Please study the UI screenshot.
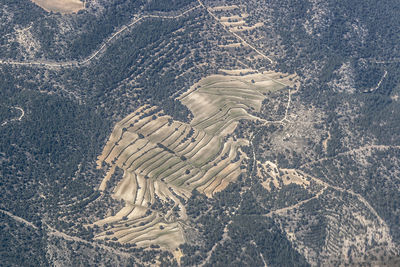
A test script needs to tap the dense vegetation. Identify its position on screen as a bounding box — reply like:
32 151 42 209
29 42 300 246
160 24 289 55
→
181 179 310 266
0 213 48 267
145 0 195 11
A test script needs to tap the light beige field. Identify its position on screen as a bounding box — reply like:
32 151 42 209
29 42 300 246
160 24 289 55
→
219 14 248 22
221 20 246 27
94 70 296 250
210 5 239 11
31 0 84 14
231 22 264 32
218 43 242 48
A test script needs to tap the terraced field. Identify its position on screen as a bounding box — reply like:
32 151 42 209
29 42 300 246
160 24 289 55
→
31 0 84 14
278 188 397 265
209 5 264 47
94 70 296 248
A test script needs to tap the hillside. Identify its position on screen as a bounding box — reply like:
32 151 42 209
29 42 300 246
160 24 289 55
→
1 0 399 266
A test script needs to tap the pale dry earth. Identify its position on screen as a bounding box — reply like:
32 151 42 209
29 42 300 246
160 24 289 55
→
31 0 84 14
93 70 296 249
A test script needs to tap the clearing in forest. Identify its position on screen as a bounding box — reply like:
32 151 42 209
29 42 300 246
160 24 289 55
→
31 0 84 14
93 70 297 249
210 5 240 11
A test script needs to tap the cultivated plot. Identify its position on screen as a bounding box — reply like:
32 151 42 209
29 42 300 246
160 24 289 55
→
94 70 296 249
31 0 84 14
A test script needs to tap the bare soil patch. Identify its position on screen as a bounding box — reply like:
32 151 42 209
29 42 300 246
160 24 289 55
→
31 0 84 14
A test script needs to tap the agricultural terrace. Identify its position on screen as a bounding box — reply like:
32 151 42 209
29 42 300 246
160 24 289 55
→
208 4 264 48
94 70 297 249
31 0 84 14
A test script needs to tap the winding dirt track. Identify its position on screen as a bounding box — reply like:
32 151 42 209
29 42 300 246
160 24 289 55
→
0 209 38 229
0 5 200 68
263 186 327 217
366 69 387 92
0 208 135 257
296 169 392 232
1 106 25 127
300 145 400 169
372 58 400 64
